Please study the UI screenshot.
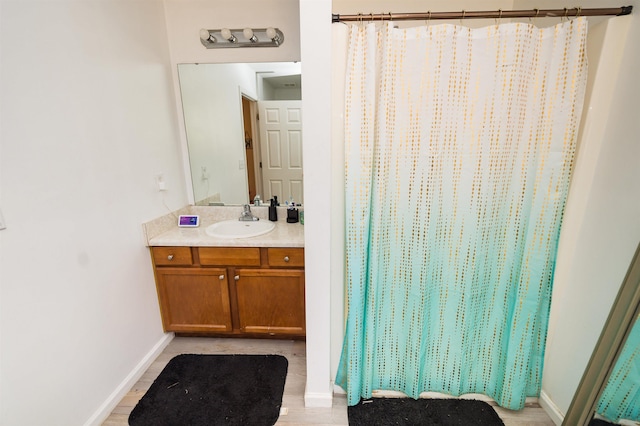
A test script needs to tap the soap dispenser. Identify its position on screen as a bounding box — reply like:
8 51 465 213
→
268 198 278 222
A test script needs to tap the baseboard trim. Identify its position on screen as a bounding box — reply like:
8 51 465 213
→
83 332 174 426
539 390 564 426
331 386 541 407
304 389 333 407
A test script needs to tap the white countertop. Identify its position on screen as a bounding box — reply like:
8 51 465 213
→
147 217 304 248
143 205 305 248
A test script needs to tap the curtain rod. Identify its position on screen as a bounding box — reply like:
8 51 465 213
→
331 6 633 23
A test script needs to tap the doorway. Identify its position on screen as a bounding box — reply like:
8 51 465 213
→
241 95 261 202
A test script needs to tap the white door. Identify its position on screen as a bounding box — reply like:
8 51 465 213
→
258 101 303 204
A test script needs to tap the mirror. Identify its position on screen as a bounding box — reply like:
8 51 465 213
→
178 62 303 206
564 242 640 425
590 313 640 425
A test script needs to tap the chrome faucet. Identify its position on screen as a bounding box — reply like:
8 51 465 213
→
239 204 259 221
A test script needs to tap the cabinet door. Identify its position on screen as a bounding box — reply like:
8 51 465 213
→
234 269 305 336
155 268 232 333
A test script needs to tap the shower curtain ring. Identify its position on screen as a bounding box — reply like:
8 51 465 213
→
426 10 431 26
576 7 582 18
530 8 540 23
461 10 466 25
495 9 503 26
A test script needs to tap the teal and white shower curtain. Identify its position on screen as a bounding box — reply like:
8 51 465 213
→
336 19 588 409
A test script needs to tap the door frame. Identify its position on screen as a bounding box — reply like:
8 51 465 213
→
239 89 262 202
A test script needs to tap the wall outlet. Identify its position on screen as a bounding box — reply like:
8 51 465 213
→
0 207 6 230
155 174 168 191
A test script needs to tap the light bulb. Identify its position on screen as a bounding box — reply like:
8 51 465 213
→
266 27 281 45
243 28 258 42
199 29 215 42
266 27 277 39
221 28 237 42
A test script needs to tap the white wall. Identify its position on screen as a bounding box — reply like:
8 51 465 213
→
300 0 334 407
0 1 186 424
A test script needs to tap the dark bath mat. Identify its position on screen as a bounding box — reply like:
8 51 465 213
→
348 397 505 425
129 354 288 426
589 419 619 426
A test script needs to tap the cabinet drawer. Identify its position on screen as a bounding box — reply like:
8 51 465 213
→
199 247 261 266
152 247 193 266
267 248 304 267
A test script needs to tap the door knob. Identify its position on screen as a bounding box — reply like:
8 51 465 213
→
219 275 225 280
284 256 290 262
234 275 240 281
167 254 174 261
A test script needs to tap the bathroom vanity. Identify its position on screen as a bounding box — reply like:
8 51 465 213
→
144 206 305 339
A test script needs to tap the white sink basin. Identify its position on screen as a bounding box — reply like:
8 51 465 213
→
205 219 275 239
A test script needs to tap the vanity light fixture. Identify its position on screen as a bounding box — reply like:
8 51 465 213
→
199 27 284 48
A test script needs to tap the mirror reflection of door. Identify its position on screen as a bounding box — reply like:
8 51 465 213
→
258 100 303 205
241 95 259 202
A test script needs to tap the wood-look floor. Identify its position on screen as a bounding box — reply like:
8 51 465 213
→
103 337 556 426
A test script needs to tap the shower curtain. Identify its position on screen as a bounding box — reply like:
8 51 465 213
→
336 19 588 409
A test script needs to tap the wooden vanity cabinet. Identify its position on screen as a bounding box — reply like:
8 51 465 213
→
150 246 305 339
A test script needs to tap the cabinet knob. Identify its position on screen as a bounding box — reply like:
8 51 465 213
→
234 275 240 281
284 256 290 262
167 254 174 261
219 275 225 280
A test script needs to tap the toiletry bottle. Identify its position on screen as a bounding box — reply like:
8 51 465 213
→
269 198 278 221
287 202 299 223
